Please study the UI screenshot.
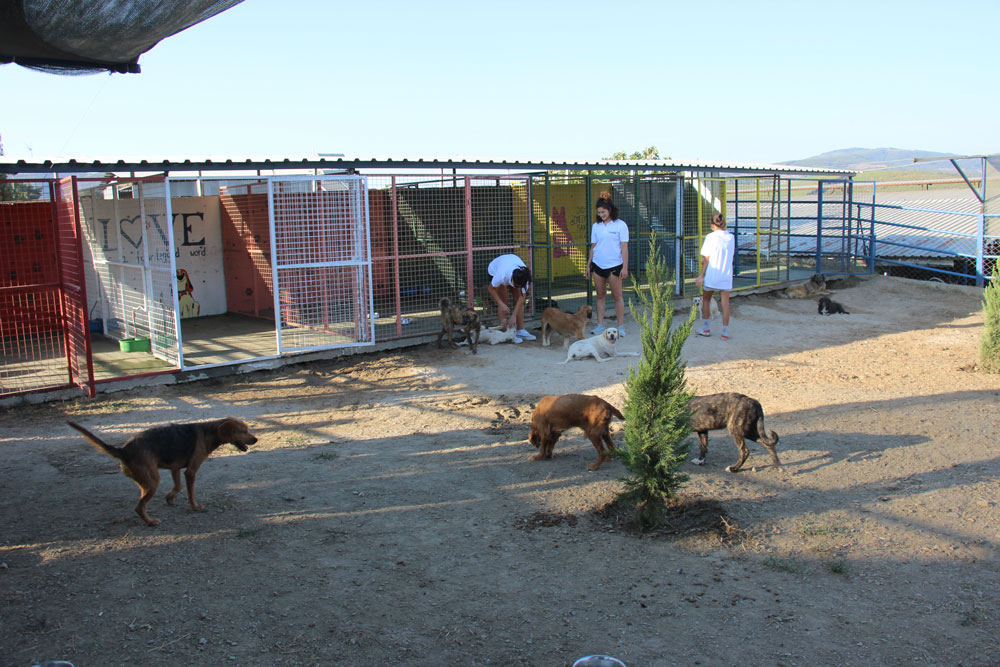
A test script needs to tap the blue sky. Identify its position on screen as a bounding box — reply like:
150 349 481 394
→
1 0 997 165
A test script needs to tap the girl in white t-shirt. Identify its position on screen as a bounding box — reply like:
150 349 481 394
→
695 213 735 339
584 191 630 336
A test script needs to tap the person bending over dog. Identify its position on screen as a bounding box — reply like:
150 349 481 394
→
695 213 735 340
486 254 535 341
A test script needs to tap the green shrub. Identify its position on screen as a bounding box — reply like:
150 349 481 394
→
980 263 1000 373
611 240 695 530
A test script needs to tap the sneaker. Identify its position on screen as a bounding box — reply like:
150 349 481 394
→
516 329 536 341
696 329 711 337
590 324 606 335
513 336 523 344
720 333 729 340
618 327 626 337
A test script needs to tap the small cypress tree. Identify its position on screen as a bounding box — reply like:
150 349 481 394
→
611 240 695 530
979 263 1000 373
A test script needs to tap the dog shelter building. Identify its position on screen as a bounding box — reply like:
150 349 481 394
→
0 155 856 398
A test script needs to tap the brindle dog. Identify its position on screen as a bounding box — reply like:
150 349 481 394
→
436 297 482 354
689 392 781 472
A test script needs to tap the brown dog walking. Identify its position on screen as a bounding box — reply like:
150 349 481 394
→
68 418 258 526
528 394 624 470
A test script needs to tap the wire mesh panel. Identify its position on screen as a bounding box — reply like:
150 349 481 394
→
0 180 77 395
271 176 374 353
54 177 96 396
77 177 179 365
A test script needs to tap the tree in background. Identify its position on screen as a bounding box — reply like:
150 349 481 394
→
610 239 695 530
605 146 664 161
979 263 1000 373
0 176 43 201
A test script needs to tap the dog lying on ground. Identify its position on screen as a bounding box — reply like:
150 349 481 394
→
437 297 482 353
688 392 781 473
541 304 592 347
458 325 522 345
528 394 625 470
67 418 258 526
560 327 639 364
818 296 849 315
692 295 720 320
779 273 829 299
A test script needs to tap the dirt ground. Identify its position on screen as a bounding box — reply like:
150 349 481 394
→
1 275 998 667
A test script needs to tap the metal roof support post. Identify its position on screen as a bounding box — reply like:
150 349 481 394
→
816 181 824 274
585 174 593 303
675 174 684 296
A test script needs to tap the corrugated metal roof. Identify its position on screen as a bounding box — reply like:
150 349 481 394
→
0 155 855 176
784 189 986 259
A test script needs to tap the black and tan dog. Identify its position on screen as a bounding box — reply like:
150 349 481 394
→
67 418 258 526
688 392 781 472
436 297 482 354
528 394 624 470
818 296 849 315
780 273 830 299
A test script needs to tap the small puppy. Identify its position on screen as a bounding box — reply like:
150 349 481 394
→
541 304 593 347
437 297 482 353
818 296 849 315
459 326 522 345
560 327 639 364
67 418 258 526
688 393 781 473
528 394 624 470
780 273 829 299
692 295 720 320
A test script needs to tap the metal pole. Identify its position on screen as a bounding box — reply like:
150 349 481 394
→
816 181 824 274
267 177 283 354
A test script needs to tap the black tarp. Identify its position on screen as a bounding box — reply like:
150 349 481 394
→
0 0 244 74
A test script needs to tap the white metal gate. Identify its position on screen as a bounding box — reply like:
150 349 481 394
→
80 177 179 366
269 175 374 353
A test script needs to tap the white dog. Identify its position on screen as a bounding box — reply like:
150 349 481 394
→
560 327 638 364
458 326 522 346
692 295 719 320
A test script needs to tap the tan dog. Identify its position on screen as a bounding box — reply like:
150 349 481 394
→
780 273 830 299
560 327 638 364
692 295 719 320
67 418 258 526
528 394 624 470
541 304 592 347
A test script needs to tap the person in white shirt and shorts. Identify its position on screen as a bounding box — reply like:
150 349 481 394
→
585 191 630 337
486 254 536 341
695 213 735 339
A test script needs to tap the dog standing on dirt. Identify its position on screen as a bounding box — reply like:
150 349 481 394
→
688 393 781 473
560 327 638 364
528 394 624 471
818 296 849 315
437 297 482 354
541 304 592 347
67 418 258 526
780 273 830 299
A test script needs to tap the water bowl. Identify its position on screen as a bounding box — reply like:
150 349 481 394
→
573 657 625 667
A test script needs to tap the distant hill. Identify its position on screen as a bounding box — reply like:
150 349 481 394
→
780 148 977 174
